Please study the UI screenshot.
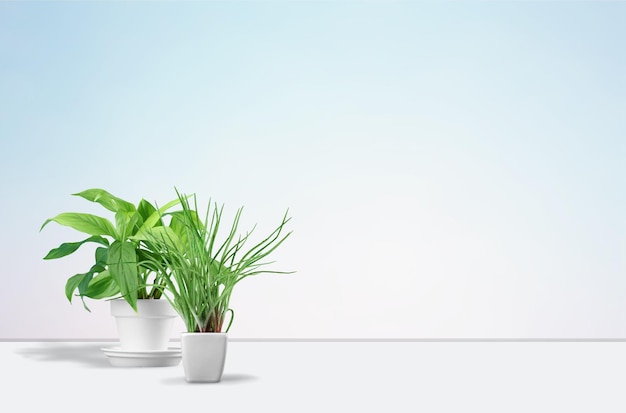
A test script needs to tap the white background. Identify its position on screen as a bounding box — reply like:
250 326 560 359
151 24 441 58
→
1 1 624 339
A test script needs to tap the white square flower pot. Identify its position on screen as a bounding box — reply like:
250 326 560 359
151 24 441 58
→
181 332 228 383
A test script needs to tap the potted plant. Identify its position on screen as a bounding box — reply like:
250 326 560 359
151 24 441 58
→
40 188 186 354
141 190 293 382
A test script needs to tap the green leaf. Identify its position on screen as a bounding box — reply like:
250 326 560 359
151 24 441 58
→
65 273 95 311
77 247 108 296
95 246 108 264
114 210 141 240
41 213 116 237
73 189 136 213
107 241 139 311
136 248 163 273
128 212 142 237
136 196 189 234
137 199 161 227
168 212 189 248
65 273 88 303
85 271 120 299
43 235 109 260
134 226 183 251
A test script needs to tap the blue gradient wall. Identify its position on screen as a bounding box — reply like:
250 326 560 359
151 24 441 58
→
1 1 624 339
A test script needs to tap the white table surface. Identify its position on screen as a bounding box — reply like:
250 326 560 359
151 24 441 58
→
1 340 625 412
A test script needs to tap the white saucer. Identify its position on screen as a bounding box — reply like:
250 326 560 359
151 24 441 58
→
101 346 182 367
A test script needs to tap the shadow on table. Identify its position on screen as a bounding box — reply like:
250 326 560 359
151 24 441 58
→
161 373 260 386
15 343 111 369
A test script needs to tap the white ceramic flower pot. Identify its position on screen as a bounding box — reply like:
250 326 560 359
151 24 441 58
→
110 299 177 351
181 332 228 383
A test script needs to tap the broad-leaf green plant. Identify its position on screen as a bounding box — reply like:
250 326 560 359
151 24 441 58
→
41 188 184 311
141 190 293 333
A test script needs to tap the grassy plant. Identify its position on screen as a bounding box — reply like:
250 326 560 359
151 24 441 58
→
141 190 293 333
